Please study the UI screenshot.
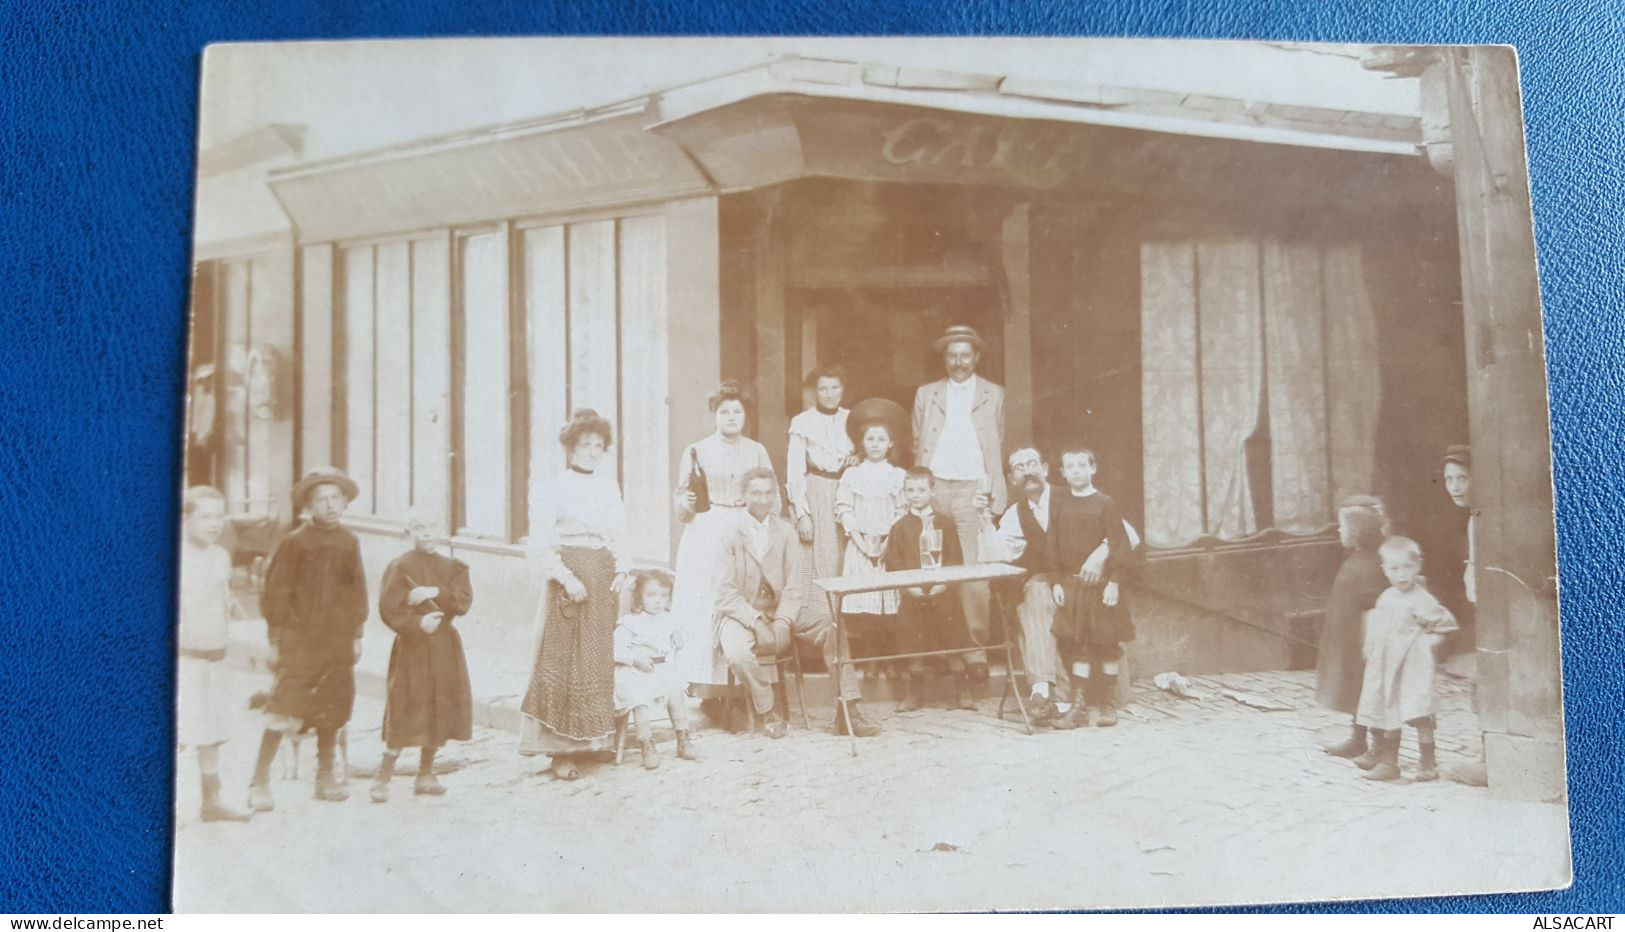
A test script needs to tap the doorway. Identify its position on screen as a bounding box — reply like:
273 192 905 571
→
792 285 1003 463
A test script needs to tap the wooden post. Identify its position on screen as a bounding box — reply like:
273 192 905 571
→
1429 47 1564 801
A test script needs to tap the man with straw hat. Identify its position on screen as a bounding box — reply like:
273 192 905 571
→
913 325 1006 686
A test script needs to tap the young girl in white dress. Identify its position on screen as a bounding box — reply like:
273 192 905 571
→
833 414 905 664
613 571 699 770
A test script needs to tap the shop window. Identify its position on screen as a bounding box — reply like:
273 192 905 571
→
1140 238 1379 549
457 230 511 540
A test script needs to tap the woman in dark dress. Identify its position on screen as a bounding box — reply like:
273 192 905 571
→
370 512 474 802
1315 496 1390 758
519 409 628 781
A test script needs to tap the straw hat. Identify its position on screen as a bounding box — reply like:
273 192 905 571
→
293 466 360 510
932 324 988 355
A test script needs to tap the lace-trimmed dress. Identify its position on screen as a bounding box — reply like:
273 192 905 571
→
833 460 905 616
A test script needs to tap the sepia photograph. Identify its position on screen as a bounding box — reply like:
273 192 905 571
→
173 36 1569 912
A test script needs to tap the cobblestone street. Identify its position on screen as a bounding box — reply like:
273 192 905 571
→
173 666 1569 912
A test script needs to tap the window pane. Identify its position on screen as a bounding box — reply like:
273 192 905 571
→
343 246 375 514
1196 239 1263 541
1262 241 1331 534
221 259 251 514
460 231 509 538
568 220 618 423
618 215 671 564
412 237 452 526
1139 242 1204 548
525 226 567 534
374 241 412 519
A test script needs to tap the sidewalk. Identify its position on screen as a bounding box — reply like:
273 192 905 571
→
175 655 1567 912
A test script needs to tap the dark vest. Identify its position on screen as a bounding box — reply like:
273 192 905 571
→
1010 490 1055 573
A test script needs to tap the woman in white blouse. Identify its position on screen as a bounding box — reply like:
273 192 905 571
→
670 380 773 697
519 409 629 781
786 366 858 634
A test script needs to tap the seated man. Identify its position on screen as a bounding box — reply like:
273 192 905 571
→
976 447 1072 725
715 467 880 739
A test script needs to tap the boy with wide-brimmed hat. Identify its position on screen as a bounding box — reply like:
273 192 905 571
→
247 467 370 809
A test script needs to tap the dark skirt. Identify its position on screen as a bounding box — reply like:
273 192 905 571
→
520 547 617 754
382 625 473 749
1051 577 1135 655
266 631 357 731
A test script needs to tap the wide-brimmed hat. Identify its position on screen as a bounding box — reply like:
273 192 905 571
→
846 397 909 453
1440 444 1471 470
932 324 988 355
293 466 360 510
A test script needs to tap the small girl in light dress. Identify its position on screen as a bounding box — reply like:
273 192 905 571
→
613 571 700 770
833 407 906 664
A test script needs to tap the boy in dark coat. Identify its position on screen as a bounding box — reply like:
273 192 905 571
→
1045 447 1133 729
370 512 474 802
884 467 975 712
1315 496 1390 758
248 467 369 809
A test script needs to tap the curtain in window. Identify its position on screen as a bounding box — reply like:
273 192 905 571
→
1196 240 1263 541
1263 242 1331 534
1322 244 1381 505
1140 242 1205 548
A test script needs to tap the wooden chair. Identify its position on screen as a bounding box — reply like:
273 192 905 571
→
725 648 810 735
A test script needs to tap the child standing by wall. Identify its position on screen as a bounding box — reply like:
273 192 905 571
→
1353 536 1460 782
884 467 975 712
248 467 370 809
177 486 251 823
613 571 699 769
1046 447 1134 730
370 512 474 803
833 401 907 674
1315 496 1391 759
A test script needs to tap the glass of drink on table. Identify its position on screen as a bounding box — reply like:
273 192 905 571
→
920 528 943 570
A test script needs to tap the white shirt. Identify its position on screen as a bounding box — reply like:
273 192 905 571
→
745 512 773 561
528 468 630 579
983 484 1051 563
928 376 985 481
786 407 852 515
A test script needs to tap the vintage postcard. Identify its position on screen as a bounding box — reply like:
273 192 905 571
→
173 36 1569 911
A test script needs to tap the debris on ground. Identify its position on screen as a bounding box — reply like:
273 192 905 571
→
1152 672 1210 700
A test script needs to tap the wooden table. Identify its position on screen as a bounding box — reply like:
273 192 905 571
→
815 562 1034 756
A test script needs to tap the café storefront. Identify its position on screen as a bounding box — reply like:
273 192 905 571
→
256 55 1559 797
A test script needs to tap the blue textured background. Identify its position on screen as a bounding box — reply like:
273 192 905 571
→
1 0 1620 914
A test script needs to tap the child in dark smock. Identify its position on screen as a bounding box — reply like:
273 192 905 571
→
884 467 976 713
1045 447 1133 729
370 512 474 803
1315 496 1390 759
249 467 370 809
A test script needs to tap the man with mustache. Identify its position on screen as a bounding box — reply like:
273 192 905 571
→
975 446 1073 725
912 325 1007 688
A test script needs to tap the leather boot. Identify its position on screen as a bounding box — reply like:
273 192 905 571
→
952 671 977 711
1094 673 1119 726
313 729 349 802
675 730 699 761
639 738 661 770
1415 741 1440 782
1324 723 1368 759
1363 731 1402 782
834 701 881 737
370 751 398 803
897 674 925 713
200 774 251 823
1352 730 1387 771
247 729 281 812
1051 704 1087 730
